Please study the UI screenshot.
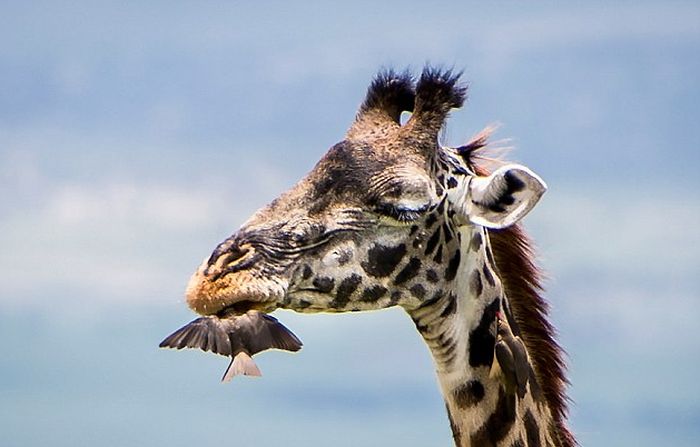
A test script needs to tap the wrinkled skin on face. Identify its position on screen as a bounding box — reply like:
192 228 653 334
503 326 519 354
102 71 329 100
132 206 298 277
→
185 69 545 318
186 139 438 315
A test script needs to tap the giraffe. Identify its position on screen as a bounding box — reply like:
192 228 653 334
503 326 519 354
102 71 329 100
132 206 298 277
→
185 67 576 447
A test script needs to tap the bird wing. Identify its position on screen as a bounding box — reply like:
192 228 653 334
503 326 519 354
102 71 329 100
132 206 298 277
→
509 335 531 398
235 311 303 355
159 316 232 356
495 319 530 399
495 341 517 382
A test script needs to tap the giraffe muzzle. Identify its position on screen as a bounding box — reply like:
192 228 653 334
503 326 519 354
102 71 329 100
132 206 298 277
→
185 237 287 316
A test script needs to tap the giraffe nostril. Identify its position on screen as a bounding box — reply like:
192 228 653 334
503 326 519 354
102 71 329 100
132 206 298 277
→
204 238 258 280
206 245 259 282
220 246 251 267
206 237 248 267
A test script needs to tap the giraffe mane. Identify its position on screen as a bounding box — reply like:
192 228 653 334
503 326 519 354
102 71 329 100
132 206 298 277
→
465 137 576 447
489 226 576 447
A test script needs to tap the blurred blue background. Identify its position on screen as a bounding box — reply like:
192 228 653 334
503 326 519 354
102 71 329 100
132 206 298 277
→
1 1 698 446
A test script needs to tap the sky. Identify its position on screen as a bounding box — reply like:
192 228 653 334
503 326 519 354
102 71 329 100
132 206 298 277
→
1 1 699 446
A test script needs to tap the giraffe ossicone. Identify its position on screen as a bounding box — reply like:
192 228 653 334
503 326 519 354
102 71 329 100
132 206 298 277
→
177 67 575 447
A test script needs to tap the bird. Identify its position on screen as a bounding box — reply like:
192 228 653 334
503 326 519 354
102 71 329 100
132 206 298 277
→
159 310 303 381
493 310 530 398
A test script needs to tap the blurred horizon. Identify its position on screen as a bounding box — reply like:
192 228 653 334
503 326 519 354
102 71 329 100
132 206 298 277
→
1 1 699 446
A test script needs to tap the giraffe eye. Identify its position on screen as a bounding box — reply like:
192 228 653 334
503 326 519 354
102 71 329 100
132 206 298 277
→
375 203 429 223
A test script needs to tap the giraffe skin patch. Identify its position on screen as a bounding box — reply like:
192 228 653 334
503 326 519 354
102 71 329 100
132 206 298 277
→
412 236 423 249
445 249 461 281
424 227 441 255
360 285 388 302
483 262 496 286
297 300 312 309
361 243 406 277
469 270 483 296
453 380 485 408
468 299 499 367
435 183 444 197
301 264 313 280
525 409 541 447
443 222 453 243
331 274 361 308
470 232 482 251
389 291 402 306
409 283 426 299
471 387 516 446
433 245 443 264
426 268 439 283
312 276 335 293
393 257 422 285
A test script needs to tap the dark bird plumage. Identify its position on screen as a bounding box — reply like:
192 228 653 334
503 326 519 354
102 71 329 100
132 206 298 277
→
494 312 531 398
159 311 302 381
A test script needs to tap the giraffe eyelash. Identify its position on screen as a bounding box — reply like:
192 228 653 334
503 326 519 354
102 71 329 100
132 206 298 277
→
375 203 428 223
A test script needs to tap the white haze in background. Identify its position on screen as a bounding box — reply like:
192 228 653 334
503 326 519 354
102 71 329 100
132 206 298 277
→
0 2 698 447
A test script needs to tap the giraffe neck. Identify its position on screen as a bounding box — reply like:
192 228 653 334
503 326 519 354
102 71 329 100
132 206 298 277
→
410 226 555 446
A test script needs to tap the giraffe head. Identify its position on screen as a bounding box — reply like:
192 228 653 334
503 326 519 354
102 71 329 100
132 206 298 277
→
186 68 546 317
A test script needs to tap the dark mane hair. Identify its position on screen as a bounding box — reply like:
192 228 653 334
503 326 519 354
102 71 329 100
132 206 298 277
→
490 226 576 447
465 135 576 447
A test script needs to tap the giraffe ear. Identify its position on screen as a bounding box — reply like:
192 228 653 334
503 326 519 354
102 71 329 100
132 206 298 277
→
466 165 547 229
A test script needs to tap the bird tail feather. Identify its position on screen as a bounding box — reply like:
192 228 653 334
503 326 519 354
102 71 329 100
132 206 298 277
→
221 352 261 382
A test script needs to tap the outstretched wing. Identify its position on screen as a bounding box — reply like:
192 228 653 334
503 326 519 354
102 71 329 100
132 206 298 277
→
239 312 303 355
159 316 232 356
